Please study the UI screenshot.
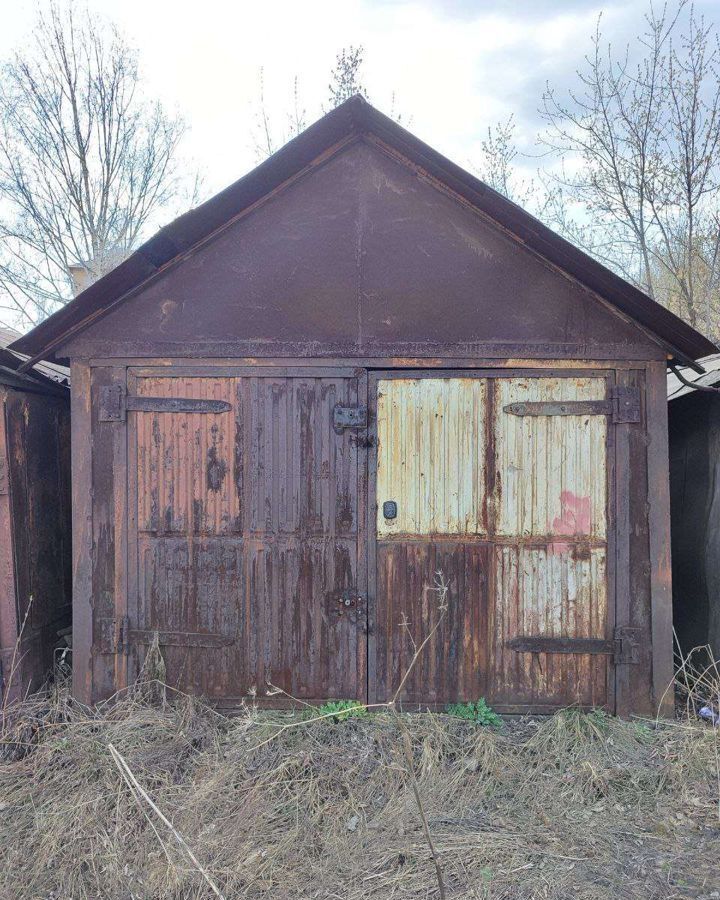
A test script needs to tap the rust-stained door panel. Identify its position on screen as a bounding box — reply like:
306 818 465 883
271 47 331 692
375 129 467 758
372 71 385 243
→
491 376 610 708
373 373 612 710
128 371 366 704
495 377 607 539
373 376 491 704
376 378 487 536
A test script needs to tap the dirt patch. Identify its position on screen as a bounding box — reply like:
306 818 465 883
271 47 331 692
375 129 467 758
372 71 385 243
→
0 690 718 899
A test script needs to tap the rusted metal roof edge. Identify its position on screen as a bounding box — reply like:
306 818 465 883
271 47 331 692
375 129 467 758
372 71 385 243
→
9 94 715 369
0 349 69 396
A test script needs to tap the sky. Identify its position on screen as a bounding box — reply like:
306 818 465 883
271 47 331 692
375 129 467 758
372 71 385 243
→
4 0 717 201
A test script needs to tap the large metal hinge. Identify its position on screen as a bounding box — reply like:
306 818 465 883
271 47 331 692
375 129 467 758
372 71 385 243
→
507 626 641 664
99 384 231 422
504 386 640 424
97 615 130 655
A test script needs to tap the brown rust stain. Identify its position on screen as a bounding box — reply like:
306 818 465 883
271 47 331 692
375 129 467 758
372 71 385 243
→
206 445 227 492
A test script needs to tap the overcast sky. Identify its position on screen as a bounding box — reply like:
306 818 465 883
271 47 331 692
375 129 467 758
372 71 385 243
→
2 0 718 199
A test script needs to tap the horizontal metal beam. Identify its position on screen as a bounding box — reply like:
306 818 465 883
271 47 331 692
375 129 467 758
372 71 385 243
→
507 627 641 664
507 636 615 655
126 397 232 414
504 387 640 423
129 630 235 649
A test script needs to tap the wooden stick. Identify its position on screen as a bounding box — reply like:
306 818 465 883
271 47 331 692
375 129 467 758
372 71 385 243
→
108 743 226 899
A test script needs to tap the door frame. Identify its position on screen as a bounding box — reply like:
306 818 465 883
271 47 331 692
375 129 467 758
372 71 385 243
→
367 367 618 712
124 364 370 704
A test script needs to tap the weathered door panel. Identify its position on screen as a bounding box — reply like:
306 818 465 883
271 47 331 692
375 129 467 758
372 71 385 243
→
376 378 487 536
127 370 365 703
373 376 490 704
375 542 489 704
372 372 612 710
135 376 239 536
495 377 607 539
490 545 608 707
491 375 611 709
241 375 364 700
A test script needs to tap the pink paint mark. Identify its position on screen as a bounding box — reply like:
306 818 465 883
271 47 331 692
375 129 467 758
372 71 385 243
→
552 491 591 536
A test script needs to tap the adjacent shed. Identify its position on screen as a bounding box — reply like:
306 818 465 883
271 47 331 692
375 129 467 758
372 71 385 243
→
12 96 716 715
668 357 720 661
0 328 71 702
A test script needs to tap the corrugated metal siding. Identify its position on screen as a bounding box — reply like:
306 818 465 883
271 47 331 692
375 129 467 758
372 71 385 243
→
130 373 364 702
495 377 607 538
375 373 610 709
376 378 487 535
136 377 239 535
490 545 608 707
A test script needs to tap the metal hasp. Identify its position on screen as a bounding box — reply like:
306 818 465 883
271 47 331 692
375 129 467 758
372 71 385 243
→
333 404 368 430
99 384 232 422
504 386 640 424
507 627 642 664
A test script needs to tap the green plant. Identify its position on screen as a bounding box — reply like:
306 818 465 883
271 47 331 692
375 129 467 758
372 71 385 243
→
585 708 610 731
317 700 368 722
445 698 502 727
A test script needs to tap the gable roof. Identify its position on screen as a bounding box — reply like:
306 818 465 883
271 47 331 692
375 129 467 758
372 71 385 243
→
10 95 716 369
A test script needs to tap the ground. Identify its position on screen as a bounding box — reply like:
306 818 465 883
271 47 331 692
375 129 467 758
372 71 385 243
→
0 688 718 900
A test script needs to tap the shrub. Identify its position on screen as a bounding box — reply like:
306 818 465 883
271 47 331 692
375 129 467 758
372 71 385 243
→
445 698 502 726
317 699 368 722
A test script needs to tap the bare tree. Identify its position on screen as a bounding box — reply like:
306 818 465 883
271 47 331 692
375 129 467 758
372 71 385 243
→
476 115 544 212
540 1 720 337
251 69 307 161
250 44 409 161
327 46 367 108
0 2 190 328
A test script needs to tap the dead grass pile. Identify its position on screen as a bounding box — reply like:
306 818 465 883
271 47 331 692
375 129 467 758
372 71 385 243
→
0 687 718 900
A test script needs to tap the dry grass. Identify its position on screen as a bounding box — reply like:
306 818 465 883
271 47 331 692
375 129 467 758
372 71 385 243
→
0 681 719 900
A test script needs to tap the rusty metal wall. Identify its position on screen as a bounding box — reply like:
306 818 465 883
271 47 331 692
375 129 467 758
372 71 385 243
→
373 373 611 709
59 142 665 364
126 371 364 703
0 387 71 702
376 378 487 536
495 377 607 539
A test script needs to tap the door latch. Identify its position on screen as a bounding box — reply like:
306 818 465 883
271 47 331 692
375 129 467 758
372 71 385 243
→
382 500 398 520
333 405 368 431
332 589 361 615
338 589 356 608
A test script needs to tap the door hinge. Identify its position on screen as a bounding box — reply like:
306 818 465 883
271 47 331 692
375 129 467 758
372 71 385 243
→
99 385 231 422
503 387 640 424
97 615 130 655
610 386 641 424
507 626 641 664
612 626 642 664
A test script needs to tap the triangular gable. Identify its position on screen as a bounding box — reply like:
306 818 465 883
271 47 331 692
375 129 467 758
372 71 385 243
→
55 139 667 362
10 96 715 368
